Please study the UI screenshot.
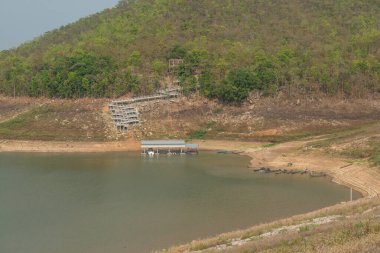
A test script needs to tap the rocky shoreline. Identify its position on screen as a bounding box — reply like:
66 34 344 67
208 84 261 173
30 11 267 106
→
250 166 327 177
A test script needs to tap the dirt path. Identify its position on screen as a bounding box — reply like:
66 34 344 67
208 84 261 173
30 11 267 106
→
0 96 48 123
0 104 41 124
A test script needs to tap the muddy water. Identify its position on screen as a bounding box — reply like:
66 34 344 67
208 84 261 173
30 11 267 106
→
0 152 360 253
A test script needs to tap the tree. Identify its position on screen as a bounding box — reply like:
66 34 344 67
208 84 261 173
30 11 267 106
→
217 80 249 103
166 45 187 60
227 68 259 90
252 52 278 91
199 71 216 98
126 51 142 67
151 60 167 75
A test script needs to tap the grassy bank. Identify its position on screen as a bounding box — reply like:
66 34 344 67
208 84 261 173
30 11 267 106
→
160 198 380 253
305 121 380 167
0 100 109 141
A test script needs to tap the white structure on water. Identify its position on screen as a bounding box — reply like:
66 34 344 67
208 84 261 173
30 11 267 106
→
141 140 199 155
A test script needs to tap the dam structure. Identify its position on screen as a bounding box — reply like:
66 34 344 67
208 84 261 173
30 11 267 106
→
109 87 181 131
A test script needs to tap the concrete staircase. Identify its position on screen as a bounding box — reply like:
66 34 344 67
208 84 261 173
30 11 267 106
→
109 104 140 131
108 87 181 131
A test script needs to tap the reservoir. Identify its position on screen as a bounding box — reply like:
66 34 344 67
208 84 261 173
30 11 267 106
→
0 152 360 253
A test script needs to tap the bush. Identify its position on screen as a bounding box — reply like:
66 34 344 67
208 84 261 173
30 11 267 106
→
181 75 198 95
189 129 207 139
252 54 278 91
227 68 259 90
166 45 187 60
199 71 216 98
217 79 249 103
213 65 279 103
370 154 380 166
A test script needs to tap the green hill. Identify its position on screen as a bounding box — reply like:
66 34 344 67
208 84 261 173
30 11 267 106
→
0 0 379 101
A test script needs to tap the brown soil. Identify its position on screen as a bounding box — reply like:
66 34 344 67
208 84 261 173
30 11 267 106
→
1 95 379 142
0 96 46 123
0 139 139 153
134 95 380 140
0 98 112 141
246 140 380 197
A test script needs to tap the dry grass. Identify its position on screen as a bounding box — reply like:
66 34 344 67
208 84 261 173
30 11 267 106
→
159 198 380 253
306 121 380 167
0 96 45 123
259 218 380 253
138 96 380 141
0 98 110 141
1 96 380 144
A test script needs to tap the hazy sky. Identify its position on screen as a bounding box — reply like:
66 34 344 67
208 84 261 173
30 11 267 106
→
0 0 119 51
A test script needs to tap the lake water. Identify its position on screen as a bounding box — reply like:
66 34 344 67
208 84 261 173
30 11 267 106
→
0 152 360 253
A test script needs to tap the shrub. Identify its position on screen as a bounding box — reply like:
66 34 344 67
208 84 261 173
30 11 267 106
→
227 68 259 90
166 45 187 60
189 129 207 139
216 79 249 103
199 71 216 98
370 153 380 166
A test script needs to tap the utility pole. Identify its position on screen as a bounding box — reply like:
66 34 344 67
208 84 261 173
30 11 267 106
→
350 187 353 202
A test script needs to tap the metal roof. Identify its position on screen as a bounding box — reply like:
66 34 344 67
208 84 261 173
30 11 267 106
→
186 144 199 149
141 140 186 146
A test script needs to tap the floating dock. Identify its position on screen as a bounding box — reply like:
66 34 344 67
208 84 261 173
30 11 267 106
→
141 140 199 155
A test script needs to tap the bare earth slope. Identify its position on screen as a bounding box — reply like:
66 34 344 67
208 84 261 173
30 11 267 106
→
0 96 45 123
0 98 111 141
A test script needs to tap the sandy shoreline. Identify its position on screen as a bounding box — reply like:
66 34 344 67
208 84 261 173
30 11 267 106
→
0 139 262 153
244 140 380 198
1 138 379 199
0 139 141 153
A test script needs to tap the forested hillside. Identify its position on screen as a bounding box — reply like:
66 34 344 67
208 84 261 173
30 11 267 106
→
0 0 379 102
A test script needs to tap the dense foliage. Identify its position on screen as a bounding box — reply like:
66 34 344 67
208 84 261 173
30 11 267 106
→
0 0 380 101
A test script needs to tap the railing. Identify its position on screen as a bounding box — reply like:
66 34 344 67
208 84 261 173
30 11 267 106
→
111 92 178 105
109 87 181 131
